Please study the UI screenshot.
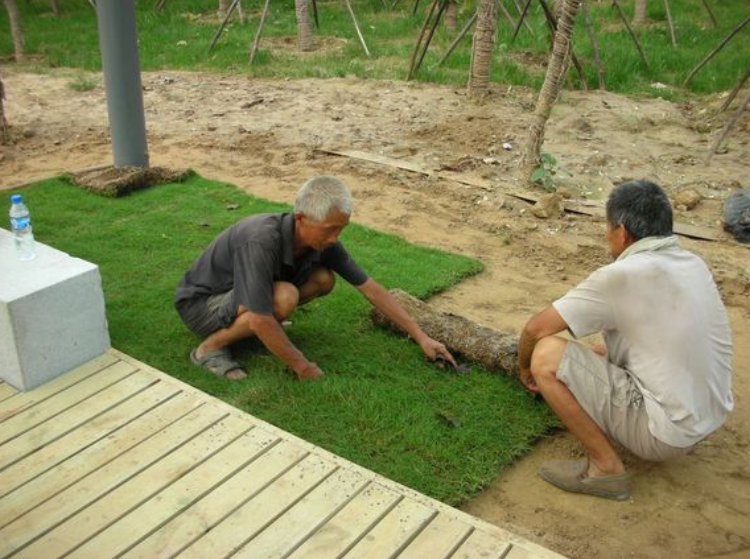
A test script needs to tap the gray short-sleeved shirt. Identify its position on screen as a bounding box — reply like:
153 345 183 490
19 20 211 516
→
175 213 368 316
552 242 733 447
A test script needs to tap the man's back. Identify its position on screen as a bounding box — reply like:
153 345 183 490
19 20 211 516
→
602 246 733 446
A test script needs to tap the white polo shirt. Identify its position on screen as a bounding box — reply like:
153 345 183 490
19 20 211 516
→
553 238 733 448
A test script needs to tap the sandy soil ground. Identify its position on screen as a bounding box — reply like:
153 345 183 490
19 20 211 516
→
1 68 749 558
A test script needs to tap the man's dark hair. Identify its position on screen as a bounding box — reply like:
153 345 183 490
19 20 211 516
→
606 180 673 241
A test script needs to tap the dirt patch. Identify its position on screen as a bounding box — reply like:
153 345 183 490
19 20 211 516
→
1 68 749 558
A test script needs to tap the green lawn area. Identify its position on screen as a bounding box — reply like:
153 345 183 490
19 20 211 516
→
11 174 556 506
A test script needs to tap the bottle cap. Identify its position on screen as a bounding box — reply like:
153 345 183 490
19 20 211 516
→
10 195 22 204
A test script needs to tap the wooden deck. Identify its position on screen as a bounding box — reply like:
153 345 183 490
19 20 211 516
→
0 349 563 559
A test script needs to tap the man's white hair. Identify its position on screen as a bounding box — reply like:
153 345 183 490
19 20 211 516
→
293 176 353 222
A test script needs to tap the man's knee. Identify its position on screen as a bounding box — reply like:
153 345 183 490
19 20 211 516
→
310 268 336 296
530 336 568 384
273 282 300 320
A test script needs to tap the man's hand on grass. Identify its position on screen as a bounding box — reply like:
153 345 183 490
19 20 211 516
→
420 337 458 369
294 361 324 381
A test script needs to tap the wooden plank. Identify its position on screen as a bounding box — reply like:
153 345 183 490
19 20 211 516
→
289 483 402 559
0 369 155 471
0 353 118 423
341 497 436 559
450 528 511 558
178 455 337 559
0 359 136 444
16 415 252 559
65 427 280 559
0 382 17 402
233 467 371 558
0 402 226 556
0 391 202 527
121 440 309 559
0 380 182 499
504 545 539 558
399 513 474 559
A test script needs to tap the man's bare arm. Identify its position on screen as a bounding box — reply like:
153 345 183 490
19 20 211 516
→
357 279 457 367
246 313 322 379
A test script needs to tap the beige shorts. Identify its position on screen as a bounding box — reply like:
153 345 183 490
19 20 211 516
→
557 341 693 462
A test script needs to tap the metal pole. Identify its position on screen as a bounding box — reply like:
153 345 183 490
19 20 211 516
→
96 0 149 167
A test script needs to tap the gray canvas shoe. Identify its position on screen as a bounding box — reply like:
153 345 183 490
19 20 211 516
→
538 459 631 501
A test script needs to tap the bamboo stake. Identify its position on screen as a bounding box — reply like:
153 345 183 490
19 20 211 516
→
208 0 240 53
510 0 534 34
662 0 676 48
611 0 649 67
539 0 588 91
707 87 750 163
248 0 271 64
344 0 371 57
721 60 750 112
236 0 246 25
701 0 717 28
412 0 421 15
498 0 518 32
312 0 319 29
511 0 533 43
436 11 477 67
407 0 439 79
684 13 750 87
415 0 449 73
581 0 604 90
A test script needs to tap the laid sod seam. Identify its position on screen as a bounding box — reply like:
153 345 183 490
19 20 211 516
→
10 174 555 505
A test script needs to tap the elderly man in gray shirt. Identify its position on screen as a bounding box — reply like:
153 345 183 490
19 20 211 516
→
518 180 733 500
176 175 456 381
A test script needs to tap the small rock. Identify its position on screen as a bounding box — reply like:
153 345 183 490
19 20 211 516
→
531 193 565 219
673 189 702 210
226 203 240 210
176 40 188 46
502 142 513 151
586 152 610 166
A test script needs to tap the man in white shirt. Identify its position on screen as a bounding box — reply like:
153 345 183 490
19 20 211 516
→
518 180 733 500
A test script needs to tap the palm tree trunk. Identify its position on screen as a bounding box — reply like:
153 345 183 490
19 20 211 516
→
0 68 9 144
218 0 229 18
444 0 457 31
633 0 647 25
523 0 579 172
467 0 499 97
295 0 313 51
3 0 24 62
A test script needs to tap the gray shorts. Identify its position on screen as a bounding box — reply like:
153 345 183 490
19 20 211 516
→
558 341 693 462
176 290 236 339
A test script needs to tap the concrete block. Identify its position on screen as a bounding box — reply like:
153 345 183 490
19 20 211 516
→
0 228 110 391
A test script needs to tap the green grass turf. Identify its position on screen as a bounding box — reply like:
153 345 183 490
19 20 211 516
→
7 174 556 505
1 0 748 97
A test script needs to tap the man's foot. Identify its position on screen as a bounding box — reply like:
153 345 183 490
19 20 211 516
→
190 347 247 380
538 459 631 501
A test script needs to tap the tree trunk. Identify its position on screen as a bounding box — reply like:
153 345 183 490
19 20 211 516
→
371 289 521 377
3 0 24 62
49 0 60 16
218 0 229 19
467 0 498 97
633 0 647 25
295 0 313 52
444 0 457 31
522 0 579 172
0 68 9 144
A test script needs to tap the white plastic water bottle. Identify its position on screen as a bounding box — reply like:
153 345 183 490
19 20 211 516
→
9 194 36 261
